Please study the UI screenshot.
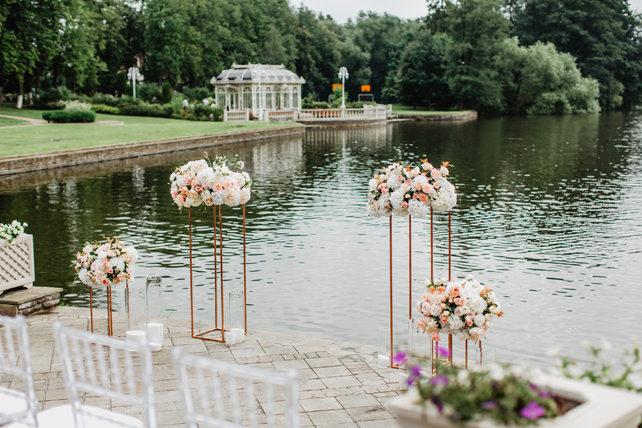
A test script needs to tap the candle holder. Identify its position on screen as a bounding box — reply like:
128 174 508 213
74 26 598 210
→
146 277 164 351
188 205 248 343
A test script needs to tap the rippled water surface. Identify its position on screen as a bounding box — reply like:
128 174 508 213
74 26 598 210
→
2 113 641 365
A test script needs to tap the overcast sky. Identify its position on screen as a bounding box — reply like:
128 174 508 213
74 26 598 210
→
296 0 642 24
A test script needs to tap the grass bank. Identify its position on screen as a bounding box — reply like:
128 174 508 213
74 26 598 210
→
0 116 29 127
391 105 469 115
0 106 284 157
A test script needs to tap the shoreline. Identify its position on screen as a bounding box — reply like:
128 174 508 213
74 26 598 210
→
0 124 305 176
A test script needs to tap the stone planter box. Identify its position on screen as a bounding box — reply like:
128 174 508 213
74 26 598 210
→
0 234 35 295
387 374 642 428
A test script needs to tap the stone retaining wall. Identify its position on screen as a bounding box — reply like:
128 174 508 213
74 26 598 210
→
0 287 62 316
0 124 305 176
397 111 478 121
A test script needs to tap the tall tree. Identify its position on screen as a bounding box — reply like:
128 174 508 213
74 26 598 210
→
512 0 642 110
443 0 511 112
388 31 452 110
0 0 61 106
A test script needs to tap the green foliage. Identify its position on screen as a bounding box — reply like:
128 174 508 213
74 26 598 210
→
63 101 92 113
91 104 120 114
119 104 174 118
387 31 452 110
443 0 511 113
42 110 71 123
496 39 600 114
512 0 642 110
558 342 642 414
162 82 173 104
330 87 347 107
138 83 162 103
69 110 96 123
116 72 129 97
401 354 560 426
189 103 222 120
183 87 209 101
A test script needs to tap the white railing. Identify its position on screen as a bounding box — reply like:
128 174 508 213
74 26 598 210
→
265 110 296 122
223 110 249 122
297 105 388 121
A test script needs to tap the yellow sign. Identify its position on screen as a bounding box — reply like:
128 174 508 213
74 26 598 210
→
332 84 342 91
361 85 371 92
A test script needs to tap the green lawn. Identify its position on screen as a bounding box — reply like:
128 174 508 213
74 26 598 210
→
0 107 288 157
391 104 470 115
0 116 29 127
0 106 44 120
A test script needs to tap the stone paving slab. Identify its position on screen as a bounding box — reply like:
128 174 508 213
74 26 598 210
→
1 306 402 427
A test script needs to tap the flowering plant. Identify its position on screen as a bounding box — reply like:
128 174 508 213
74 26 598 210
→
367 159 457 218
0 220 28 244
394 348 565 426
72 238 138 287
169 154 252 209
415 275 503 342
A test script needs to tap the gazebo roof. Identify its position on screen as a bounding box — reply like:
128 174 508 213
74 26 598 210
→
212 64 305 85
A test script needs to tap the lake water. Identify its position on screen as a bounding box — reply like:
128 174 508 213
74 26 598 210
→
1 113 641 366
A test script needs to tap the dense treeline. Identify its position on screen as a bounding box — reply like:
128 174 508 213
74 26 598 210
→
1 0 640 113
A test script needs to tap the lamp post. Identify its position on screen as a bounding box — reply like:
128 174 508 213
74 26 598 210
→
252 64 267 121
338 67 349 109
127 67 144 102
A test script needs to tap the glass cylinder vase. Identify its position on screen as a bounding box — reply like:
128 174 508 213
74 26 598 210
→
227 291 245 343
377 327 391 368
125 283 147 344
146 277 164 352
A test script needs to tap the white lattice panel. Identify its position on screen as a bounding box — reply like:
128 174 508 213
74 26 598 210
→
0 234 35 293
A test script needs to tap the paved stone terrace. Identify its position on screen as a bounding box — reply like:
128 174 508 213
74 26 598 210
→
1 306 402 427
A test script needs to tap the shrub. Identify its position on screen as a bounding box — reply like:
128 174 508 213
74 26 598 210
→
64 100 92 113
119 104 173 118
139 83 162 103
91 94 120 107
91 104 120 114
183 87 210 102
302 100 330 109
70 110 96 123
162 82 173 104
42 110 71 123
189 104 222 121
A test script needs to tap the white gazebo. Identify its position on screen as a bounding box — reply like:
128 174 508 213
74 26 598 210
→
211 64 305 116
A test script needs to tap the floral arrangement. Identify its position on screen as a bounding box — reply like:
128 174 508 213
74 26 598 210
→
394 348 565 426
72 238 138 287
169 154 252 209
367 159 457 218
0 220 28 244
415 275 503 342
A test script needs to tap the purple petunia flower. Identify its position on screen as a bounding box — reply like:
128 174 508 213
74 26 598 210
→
393 351 408 365
432 397 443 415
406 364 422 387
482 401 497 409
437 345 452 358
520 401 546 420
539 390 554 398
431 375 449 386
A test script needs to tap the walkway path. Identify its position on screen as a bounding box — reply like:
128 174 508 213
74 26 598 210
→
3 306 402 427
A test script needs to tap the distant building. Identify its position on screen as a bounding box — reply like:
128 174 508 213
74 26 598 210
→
211 64 305 115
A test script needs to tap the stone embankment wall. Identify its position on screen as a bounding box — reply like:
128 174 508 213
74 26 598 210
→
0 287 62 316
0 124 305 176
398 111 478 121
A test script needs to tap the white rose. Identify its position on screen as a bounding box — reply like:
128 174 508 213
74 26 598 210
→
474 314 485 327
239 188 251 205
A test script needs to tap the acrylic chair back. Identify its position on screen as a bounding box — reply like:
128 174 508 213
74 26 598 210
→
0 315 38 427
172 347 299 428
52 321 157 428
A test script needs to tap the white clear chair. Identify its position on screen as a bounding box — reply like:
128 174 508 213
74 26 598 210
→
172 347 300 428
8 321 157 428
0 315 38 427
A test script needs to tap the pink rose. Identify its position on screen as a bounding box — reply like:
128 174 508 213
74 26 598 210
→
450 285 460 297
402 201 408 208
431 169 441 179
440 165 449 176
454 298 462 306
171 188 178 198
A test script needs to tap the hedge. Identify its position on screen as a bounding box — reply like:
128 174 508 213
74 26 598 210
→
42 110 96 123
119 105 173 118
92 104 121 115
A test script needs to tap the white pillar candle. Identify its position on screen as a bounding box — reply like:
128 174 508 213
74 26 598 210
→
398 372 409 390
126 330 147 344
225 331 236 346
377 354 390 368
147 323 164 352
231 328 245 343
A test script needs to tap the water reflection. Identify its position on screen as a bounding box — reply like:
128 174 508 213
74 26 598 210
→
1 114 641 366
